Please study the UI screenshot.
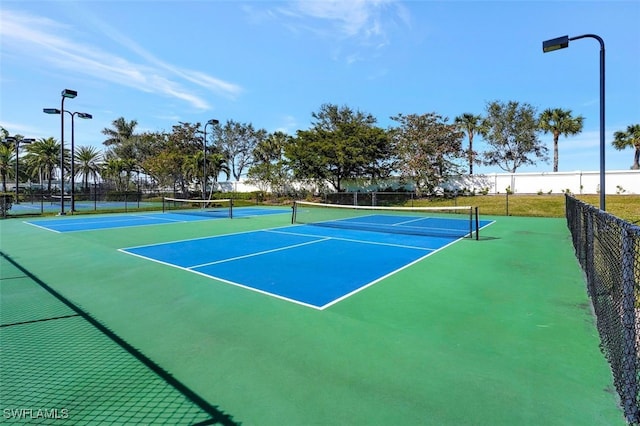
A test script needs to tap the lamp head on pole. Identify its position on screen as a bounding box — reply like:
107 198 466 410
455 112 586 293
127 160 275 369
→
43 108 62 114
77 113 93 119
207 119 219 125
61 89 78 99
542 35 569 53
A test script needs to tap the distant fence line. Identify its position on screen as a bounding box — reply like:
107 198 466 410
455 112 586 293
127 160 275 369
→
7 169 639 198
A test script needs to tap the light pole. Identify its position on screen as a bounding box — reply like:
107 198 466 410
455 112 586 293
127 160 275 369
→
43 89 77 215
543 34 606 211
8 137 35 204
44 105 91 213
69 111 92 212
202 118 219 199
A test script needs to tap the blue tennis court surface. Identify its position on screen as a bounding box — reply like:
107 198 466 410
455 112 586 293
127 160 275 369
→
24 207 290 233
120 215 494 309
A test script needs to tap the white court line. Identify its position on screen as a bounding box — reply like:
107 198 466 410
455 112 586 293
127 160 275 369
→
319 234 467 310
118 243 326 310
266 228 434 251
121 225 300 251
187 237 330 269
23 221 62 233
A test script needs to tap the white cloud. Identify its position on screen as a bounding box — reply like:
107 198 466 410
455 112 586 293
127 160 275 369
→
0 121 46 138
0 9 242 110
274 115 298 134
264 0 410 64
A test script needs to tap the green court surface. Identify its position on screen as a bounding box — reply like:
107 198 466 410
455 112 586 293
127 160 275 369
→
0 211 626 425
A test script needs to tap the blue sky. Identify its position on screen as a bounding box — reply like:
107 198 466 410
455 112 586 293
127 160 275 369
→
1 0 639 175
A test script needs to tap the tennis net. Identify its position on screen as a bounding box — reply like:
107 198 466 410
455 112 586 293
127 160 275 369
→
163 197 233 219
292 201 479 239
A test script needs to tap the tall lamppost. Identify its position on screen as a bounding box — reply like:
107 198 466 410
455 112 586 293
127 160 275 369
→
43 89 77 215
68 111 92 212
44 105 91 213
543 34 606 211
8 137 35 204
202 118 219 199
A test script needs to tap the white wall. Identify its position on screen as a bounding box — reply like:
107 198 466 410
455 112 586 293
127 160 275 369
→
449 170 640 195
214 169 640 195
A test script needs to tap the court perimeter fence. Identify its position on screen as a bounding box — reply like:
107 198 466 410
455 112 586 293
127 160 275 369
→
1 190 261 218
565 195 640 425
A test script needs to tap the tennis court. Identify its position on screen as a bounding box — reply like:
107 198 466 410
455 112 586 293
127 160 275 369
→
24 205 290 233
121 208 494 309
0 202 626 425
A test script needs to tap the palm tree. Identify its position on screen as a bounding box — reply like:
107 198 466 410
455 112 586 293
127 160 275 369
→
182 151 204 195
454 113 483 175
102 117 138 146
0 142 13 193
612 124 640 170
120 158 138 191
74 146 103 192
24 137 62 192
207 152 231 183
538 108 584 172
101 156 126 191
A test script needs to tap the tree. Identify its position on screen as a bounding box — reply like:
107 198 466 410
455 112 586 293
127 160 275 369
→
102 117 138 147
213 120 266 181
286 104 391 192
481 100 548 173
247 131 293 195
454 113 483 175
24 137 61 192
390 112 464 195
206 151 231 187
612 124 640 170
0 133 30 193
0 142 12 193
183 151 205 194
538 108 584 172
101 155 126 192
102 117 140 170
74 146 103 192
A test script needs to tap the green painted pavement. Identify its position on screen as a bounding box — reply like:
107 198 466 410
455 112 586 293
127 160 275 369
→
0 212 626 425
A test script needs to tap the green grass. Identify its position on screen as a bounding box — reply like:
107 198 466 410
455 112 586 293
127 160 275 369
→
407 194 640 224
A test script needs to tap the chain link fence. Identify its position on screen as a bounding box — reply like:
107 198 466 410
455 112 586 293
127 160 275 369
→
565 195 639 424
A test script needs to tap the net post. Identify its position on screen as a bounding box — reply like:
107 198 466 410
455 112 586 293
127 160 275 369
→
468 206 472 238
291 201 297 224
475 207 479 240
229 198 233 219
162 197 166 213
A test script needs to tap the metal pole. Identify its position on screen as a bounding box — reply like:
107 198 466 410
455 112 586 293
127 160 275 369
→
60 96 66 215
202 119 219 200
70 112 76 213
14 140 19 204
599 41 606 211
203 125 207 200
568 34 606 210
